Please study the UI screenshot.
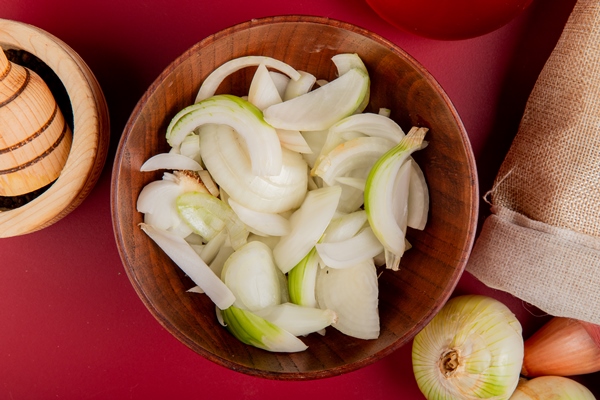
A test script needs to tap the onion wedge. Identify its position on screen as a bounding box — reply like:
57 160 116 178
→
228 198 291 237
140 223 235 310
166 94 282 176
221 306 307 352
195 56 301 102
140 153 203 172
287 247 320 308
253 303 337 337
316 227 383 269
273 185 341 274
263 67 370 131
316 258 379 339
365 127 427 270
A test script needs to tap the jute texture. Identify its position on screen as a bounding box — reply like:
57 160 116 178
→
467 0 600 324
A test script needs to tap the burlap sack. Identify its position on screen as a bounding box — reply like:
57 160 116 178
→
467 0 600 325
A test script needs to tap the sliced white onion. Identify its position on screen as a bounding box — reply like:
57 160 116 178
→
331 53 370 114
197 170 219 197
166 95 282 176
221 241 281 312
199 124 308 213
263 67 370 131
335 176 366 191
273 185 341 274
316 258 379 339
316 227 383 269
287 247 320 308
228 197 291 237
301 130 328 168
253 303 337 337
179 133 202 164
140 223 235 310
407 159 429 230
195 55 301 102
268 71 290 100
313 136 396 186
140 152 203 172
283 70 316 101
248 63 283 111
365 127 427 270
277 129 313 154
321 210 368 243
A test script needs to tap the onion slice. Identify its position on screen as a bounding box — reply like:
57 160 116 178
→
253 302 337 337
166 94 282 176
316 227 383 269
263 67 370 131
316 258 379 339
228 198 291 237
195 55 301 102
273 185 341 274
140 223 235 310
287 247 320 308
140 153 203 172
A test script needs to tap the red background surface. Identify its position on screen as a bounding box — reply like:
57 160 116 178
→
1 0 596 398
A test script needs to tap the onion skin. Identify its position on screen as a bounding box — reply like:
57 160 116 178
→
510 376 595 399
522 317 600 377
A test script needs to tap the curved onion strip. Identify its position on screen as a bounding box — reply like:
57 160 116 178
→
316 258 379 339
140 223 235 310
365 127 427 266
140 152 203 172
253 303 337 337
277 129 313 154
331 53 370 114
316 227 383 269
221 306 307 352
335 176 366 191
315 113 405 171
321 210 368 243
268 71 290 99
166 95 282 176
195 55 301 102
248 63 283 111
313 136 395 186
273 185 341 274
220 241 281 311
407 160 429 230
199 124 307 214
287 247 319 308
283 70 316 101
263 68 369 131
228 198 291 237
179 134 202 163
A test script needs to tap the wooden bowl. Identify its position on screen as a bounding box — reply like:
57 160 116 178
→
111 16 478 380
0 19 110 238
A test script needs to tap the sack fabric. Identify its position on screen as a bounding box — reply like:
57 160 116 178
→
467 0 600 325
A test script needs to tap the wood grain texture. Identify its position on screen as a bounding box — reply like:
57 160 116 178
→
111 16 478 380
0 19 110 237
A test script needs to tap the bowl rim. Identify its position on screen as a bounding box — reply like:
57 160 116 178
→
111 14 479 380
0 18 110 238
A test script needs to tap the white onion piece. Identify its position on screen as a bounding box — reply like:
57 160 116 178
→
313 136 395 186
253 303 337 337
199 230 227 264
166 95 282 176
199 124 307 214
140 152 203 172
277 129 313 154
273 185 342 274
137 179 187 235
331 53 370 114
378 107 391 117
247 233 280 250
263 68 369 131
407 160 429 230
365 127 427 270
335 176 366 191
268 71 290 99
195 55 301 102
316 258 379 339
228 198 291 237
221 241 281 312
140 223 235 310
301 130 328 168
287 247 319 308
322 210 368 243
197 170 219 197
248 63 283 111
208 244 234 278
179 134 202 164
283 70 316 101
316 227 383 269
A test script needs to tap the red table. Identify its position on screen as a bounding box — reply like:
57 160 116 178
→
2 0 596 398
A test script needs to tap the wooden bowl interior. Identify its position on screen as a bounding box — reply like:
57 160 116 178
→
112 16 478 380
0 19 110 237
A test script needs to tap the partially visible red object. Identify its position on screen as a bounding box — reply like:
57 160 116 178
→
366 0 534 40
